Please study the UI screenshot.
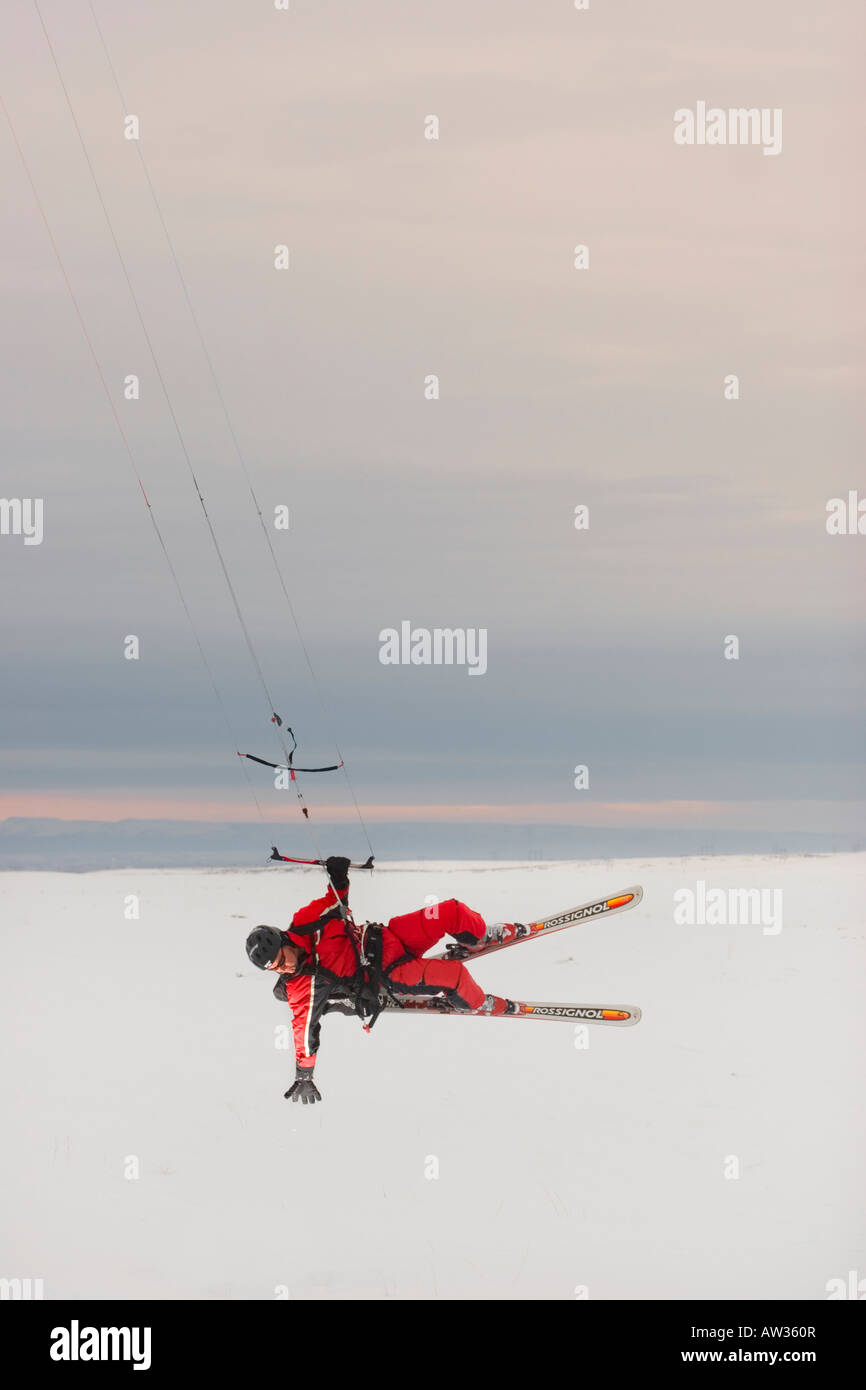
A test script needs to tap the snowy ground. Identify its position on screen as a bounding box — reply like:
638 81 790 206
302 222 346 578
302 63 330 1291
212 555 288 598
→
1 854 863 1300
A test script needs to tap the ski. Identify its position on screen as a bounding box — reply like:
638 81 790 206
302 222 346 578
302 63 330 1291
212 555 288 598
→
378 997 641 1026
433 885 643 962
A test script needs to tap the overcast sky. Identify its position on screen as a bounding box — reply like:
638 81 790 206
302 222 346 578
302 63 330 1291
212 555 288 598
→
1 0 863 858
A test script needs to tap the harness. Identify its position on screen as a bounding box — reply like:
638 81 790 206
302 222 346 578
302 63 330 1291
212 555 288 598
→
289 890 416 1031
309 920 414 1031
355 923 415 1030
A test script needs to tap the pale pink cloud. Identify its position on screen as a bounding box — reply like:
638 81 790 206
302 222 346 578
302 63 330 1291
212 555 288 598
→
1 792 862 833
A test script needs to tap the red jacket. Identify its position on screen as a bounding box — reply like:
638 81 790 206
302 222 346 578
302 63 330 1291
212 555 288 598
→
271 884 362 1067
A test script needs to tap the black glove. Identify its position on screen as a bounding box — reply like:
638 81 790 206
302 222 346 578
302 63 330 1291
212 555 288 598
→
284 1065 322 1105
325 855 351 891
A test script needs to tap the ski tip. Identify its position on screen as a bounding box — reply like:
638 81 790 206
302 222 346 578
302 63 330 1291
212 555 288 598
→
606 886 643 909
519 1003 643 1025
594 1005 641 1024
606 893 633 910
526 885 644 935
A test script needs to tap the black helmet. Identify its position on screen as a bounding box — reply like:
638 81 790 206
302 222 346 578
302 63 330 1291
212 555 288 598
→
246 925 284 970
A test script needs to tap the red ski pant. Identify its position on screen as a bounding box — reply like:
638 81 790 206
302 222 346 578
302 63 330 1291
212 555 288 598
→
383 899 488 1011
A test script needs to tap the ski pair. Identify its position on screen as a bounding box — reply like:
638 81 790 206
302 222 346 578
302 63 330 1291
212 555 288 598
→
393 884 644 1026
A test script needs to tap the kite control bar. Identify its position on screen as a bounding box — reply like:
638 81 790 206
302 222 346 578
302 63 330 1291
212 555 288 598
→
270 847 375 871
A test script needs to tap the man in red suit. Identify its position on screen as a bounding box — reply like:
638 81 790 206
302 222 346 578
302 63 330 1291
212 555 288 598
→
245 856 524 1104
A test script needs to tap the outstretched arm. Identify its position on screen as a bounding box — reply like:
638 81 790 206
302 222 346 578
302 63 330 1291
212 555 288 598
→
276 970 333 1104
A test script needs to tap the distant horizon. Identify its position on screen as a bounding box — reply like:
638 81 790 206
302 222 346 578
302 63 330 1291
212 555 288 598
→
1 814 861 872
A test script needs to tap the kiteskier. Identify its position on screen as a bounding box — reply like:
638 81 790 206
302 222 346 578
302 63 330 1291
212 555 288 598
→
246 857 643 1104
49 1321 151 1371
